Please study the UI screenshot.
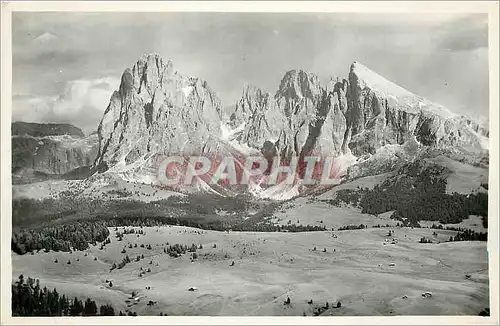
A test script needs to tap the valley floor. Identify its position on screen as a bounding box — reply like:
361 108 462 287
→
11 225 489 316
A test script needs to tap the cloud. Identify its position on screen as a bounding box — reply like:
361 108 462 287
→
13 77 119 134
436 14 488 51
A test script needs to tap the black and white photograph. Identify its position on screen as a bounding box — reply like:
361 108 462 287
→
1 1 498 323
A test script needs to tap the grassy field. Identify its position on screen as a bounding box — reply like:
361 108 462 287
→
272 197 398 230
12 225 488 316
426 155 488 195
419 215 488 233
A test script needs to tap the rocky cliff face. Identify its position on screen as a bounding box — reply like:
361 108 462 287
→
96 53 223 169
230 61 489 161
11 123 98 182
345 62 489 155
230 84 283 150
12 122 85 138
229 71 351 161
273 70 348 160
229 84 271 128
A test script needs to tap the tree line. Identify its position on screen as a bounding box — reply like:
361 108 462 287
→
12 213 327 256
12 275 115 316
420 229 487 243
326 162 488 228
448 229 487 242
12 221 109 255
231 221 326 232
338 224 367 231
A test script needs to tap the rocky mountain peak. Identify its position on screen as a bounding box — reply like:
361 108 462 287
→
95 53 223 169
229 84 272 128
275 70 324 104
350 61 415 100
271 69 343 159
346 61 488 154
235 61 489 162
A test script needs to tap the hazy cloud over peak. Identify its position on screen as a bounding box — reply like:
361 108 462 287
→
13 77 119 134
436 15 488 52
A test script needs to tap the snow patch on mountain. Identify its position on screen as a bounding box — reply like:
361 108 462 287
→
352 61 458 119
352 61 413 99
251 183 300 201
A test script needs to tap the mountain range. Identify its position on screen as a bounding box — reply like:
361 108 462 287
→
12 53 489 199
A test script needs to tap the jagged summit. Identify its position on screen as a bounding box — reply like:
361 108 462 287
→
95 53 223 169
135 52 173 68
229 84 280 148
275 69 323 101
138 52 164 61
229 84 272 128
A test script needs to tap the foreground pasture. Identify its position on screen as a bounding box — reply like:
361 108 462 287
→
12 225 488 316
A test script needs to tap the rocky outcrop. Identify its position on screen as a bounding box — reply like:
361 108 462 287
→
95 53 223 168
11 122 98 179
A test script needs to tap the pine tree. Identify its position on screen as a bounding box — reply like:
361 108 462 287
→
70 297 83 316
83 298 97 316
99 304 115 316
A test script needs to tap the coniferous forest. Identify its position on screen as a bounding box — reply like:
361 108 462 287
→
12 275 115 316
12 221 110 255
327 162 488 228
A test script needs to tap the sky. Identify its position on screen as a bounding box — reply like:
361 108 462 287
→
12 12 489 134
